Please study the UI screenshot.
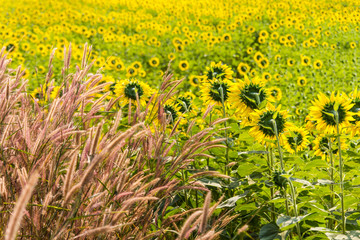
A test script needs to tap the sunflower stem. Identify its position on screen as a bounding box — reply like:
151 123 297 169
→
270 119 284 171
334 111 346 234
267 148 276 222
219 85 229 175
254 93 261 108
327 138 335 230
288 178 302 240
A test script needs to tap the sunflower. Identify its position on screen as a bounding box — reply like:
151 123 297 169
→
163 104 181 124
274 74 281 81
249 103 293 145
149 57 160 67
309 92 354 134
179 60 189 71
114 79 154 107
175 93 196 115
131 61 142 70
348 88 360 136
313 60 323 69
168 52 176 60
254 51 264 62
115 61 125 71
200 79 232 107
313 135 348 160
300 55 311 66
126 66 138 78
189 75 201 87
297 76 307 87
268 87 282 102
246 47 253 55
257 58 269 69
222 33 231 42
287 58 295 67
262 72 271 82
204 61 233 81
237 62 250 76
282 126 310 154
229 76 270 116
31 86 47 104
350 42 357 49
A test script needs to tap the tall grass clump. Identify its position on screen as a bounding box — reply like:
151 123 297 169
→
0 45 233 239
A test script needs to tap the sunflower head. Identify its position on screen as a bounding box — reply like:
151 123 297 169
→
309 92 354 134
348 88 360 136
282 126 309 154
200 79 232 107
114 79 154 107
229 76 270 116
249 103 292 145
268 86 282 102
204 61 234 81
313 135 348 159
297 77 307 87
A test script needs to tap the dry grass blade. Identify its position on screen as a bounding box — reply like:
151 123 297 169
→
5 171 39 240
177 211 203 240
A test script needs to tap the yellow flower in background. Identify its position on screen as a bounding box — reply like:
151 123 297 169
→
297 76 307 87
268 86 282 102
149 57 160 67
179 60 189 71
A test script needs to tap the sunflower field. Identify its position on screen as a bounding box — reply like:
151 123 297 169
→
3 0 360 239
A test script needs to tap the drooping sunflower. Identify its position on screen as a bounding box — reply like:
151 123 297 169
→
249 103 293 145
114 79 154 107
229 76 270 116
200 79 233 107
282 126 310 154
268 86 282 102
309 92 354 134
204 61 234 81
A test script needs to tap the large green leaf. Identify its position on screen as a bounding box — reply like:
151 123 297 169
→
277 213 312 230
259 223 280 240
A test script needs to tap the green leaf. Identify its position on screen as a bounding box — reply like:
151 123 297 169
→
289 177 313 187
197 178 222 188
324 231 360 240
217 193 247 209
259 223 280 240
277 213 312 231
237 162 258 177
